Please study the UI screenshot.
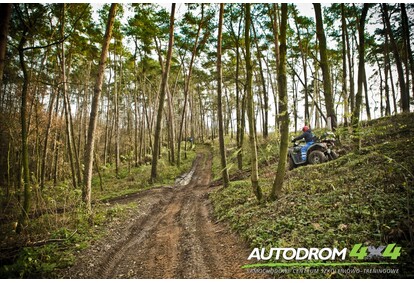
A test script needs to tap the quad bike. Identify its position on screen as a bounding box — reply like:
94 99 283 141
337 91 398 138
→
288 131 338 170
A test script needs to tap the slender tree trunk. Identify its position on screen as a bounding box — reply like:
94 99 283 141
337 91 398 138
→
245 4 262 202
375 53 389 116
352 4 369 126
401 3 414 105
166 88 175 164
155 37 176 166
62 74 77 188
293 9 310 125
350 3 368 148
16 29 30 234
252 21 268 139
40 84 57 189
230 16 243 170
83 3 117 214
382 4 409 112
133 81 140 166
113 50 120 178
293 66 298 132
341 4 349 125
270 4 280 130
314 3 337 129
0 3 11 87
271 3 289 200
363 68 371 120
151 4 175 182
383 39 391 115
345 18 355 113
177 5 204 167
217 3 230 187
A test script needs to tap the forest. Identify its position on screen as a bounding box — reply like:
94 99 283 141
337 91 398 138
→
0 3 413 279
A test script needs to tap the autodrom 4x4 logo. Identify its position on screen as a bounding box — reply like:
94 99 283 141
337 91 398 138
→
349 243 401 260
242 243 402 269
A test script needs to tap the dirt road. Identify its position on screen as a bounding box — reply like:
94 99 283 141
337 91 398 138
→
62 149 264 279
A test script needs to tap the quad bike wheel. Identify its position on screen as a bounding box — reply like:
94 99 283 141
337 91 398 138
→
288 157 295 170
308 150 326 164
330 151 339 160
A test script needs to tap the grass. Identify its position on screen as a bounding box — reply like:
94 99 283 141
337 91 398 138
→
210 112 414 279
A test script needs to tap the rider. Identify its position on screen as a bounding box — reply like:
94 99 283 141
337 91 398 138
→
292 126 315 161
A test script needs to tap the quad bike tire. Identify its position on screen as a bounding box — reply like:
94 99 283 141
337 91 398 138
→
308 150 326 164
328 151 339 160
288 157 295 170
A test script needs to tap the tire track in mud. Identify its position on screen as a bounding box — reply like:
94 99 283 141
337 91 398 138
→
63 150 265 279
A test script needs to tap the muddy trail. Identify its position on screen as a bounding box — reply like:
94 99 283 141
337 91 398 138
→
61 150 265 279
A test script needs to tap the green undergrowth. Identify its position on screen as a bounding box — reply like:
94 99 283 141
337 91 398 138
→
211 134 281 180
0 145 197 278
210 113 414 279
94 148 196 201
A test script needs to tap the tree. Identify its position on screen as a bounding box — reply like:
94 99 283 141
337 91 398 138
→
151 4 175 182
340 4 349 125
292 7 313 125
382 4 409 113
352 4 369 126
217 3 230 187
0 4 12 86
225 4 245 171
313 3 337 130
13 3 54 233
245 4 262 202
176 4 210 167
270 3 288 200
16 16 30 234
401 3 414 105
83 3 117 214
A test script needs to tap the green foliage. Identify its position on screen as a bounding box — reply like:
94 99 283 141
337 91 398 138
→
0 241 75 279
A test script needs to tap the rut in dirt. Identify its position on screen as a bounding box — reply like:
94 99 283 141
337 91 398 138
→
66 150 264 279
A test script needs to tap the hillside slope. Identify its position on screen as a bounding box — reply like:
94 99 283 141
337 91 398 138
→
210 113 414 278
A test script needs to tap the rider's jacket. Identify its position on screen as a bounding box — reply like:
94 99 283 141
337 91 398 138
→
293 130 314 143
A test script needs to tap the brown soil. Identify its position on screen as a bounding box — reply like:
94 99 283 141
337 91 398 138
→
60 150 266 279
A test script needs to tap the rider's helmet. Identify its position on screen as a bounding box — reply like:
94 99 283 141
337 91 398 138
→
302 125 310 132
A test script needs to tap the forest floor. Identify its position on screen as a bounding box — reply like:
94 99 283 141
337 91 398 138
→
58 149 265 279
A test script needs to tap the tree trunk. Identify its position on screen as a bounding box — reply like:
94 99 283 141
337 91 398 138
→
60 5 79 188
0 3 11 87
363 67 371 120
251 21 268 139
401 3 414 105
40 83 57 189
314 3 337 130
271 3 289 201
352 4 369 126
382 4 409 113
346 21 355 113
16 29 30 234
293 8 310 125
383 34 391 115
217 3 230 187
229 14 244 170
166 87 175 165
270 4 280 130
340 4 349 125
83 3 117 214
177 5 204 167
245 4 262 202
151 4 175 182
113 49 120 178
